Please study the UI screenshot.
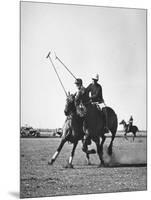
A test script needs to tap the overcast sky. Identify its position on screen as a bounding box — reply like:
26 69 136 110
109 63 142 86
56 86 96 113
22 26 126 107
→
21 2 146 130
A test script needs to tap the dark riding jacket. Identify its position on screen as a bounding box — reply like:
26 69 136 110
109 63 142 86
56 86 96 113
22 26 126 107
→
86 83 104 103
128 116 133 126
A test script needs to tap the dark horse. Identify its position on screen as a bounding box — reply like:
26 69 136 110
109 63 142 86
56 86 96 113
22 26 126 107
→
48 94 118 167
80 103 118 166
119 120 139 141
48 94 95 168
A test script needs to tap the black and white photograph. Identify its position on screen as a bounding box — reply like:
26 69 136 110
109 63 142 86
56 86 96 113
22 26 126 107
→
20 1 147 198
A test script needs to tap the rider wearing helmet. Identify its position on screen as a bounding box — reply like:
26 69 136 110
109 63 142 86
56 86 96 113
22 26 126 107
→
127 115 133 132
74 78 89 107
87 74 104 104
86 74 109 133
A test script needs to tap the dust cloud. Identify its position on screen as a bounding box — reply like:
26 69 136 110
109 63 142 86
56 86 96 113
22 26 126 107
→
103 144 147 166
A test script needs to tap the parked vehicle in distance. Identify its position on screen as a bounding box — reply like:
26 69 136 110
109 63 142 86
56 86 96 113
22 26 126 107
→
20 126 40 137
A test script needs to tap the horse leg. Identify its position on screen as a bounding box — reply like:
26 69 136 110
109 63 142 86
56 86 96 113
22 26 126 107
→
94 137 105 167
100 135 106 153
86 152 91 165
66 141 78 168
82 130 96 154
82 128 90 153
48 138 67 165
97 135 106 166
124 132 128 140
133 132 136 142
81 140 93 165
108 132 115 155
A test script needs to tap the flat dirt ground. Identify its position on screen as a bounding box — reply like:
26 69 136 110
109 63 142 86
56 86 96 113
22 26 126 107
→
20 136 147 198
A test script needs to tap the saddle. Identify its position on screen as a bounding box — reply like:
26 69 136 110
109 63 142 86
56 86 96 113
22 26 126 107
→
91 102 102 111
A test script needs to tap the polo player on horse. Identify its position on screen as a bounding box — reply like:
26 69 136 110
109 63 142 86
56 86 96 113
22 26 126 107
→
74 78 92 148
74 75 109 152
48 76 118 167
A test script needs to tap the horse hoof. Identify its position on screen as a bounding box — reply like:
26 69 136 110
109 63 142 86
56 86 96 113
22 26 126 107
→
88 149 96 154
48 160 54 165
108 148 112 155
87 162 91 165
124 136 128 141
98 162 105 168
65 163 74 169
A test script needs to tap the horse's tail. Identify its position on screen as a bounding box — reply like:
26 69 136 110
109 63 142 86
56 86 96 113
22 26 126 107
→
102 106 118 132
134 125 139 132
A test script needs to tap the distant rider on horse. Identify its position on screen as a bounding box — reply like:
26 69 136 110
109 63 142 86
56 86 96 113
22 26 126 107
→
86 74 109 133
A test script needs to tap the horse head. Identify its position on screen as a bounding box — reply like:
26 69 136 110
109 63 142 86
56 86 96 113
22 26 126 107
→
64 94 76 116
119 120 126 125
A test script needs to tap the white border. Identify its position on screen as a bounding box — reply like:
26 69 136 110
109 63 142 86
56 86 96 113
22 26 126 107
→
0 0 150 200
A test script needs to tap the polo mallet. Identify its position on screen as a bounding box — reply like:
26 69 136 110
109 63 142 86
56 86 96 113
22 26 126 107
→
54 52 77 80
46 51 68 97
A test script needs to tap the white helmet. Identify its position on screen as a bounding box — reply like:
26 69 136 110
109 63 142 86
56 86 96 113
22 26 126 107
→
92 74 99 81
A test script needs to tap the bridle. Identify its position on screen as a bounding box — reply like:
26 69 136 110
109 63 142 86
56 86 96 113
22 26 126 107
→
65 96 76 116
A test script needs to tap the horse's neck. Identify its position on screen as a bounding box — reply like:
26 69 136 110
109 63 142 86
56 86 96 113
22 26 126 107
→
68 111 84 128
70 111 76 117
71 111 82 120
123 121 128 128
